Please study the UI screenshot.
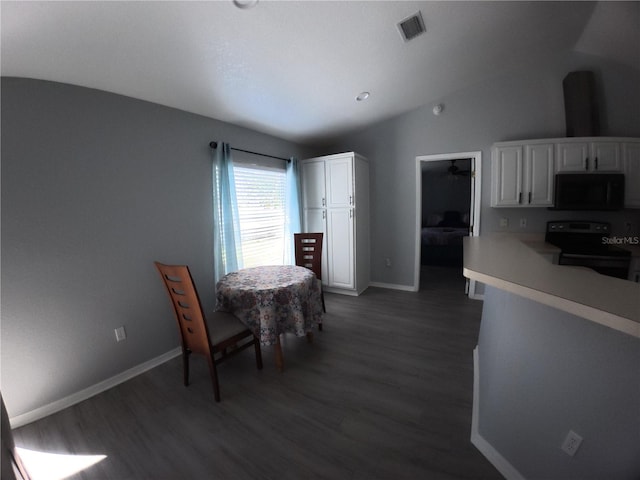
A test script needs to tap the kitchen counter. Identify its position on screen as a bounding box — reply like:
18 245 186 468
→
463 235 640 337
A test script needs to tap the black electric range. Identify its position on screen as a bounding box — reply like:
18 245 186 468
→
545 221 631 279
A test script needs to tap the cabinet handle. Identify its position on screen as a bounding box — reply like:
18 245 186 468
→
322 198 325 207
350 195 353 205
323 211 326 219
518 192 522 204
595 157 598 170
528 192 532 204
585 157 589 170
350 209 353 218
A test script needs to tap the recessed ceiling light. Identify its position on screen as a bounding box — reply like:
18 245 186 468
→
233 0 258 9
356 92 370 102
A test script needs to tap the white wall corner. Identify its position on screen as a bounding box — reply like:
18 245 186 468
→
9 347 182 428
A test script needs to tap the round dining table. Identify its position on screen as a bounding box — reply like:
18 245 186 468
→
215 265 324 370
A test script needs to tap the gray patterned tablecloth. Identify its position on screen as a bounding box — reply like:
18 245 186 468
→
215 265 323 345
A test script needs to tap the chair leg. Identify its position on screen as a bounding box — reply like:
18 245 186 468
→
206 354 221 402
183 350 190 386
254 338 263 370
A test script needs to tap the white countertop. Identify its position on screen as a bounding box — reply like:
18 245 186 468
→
463 235 640 338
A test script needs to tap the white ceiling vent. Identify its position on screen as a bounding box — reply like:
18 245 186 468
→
397 11 426 42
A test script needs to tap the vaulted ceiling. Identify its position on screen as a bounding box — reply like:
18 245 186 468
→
2 1 638 146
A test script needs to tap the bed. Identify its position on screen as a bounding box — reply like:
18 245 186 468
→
421 211 469 266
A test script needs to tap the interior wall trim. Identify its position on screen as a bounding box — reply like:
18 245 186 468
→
368 281 417 292
9 347 182 428
471 346 526 480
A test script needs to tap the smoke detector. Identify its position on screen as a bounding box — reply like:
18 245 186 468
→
397 11 426 42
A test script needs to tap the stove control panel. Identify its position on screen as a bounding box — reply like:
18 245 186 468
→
546 221 610 234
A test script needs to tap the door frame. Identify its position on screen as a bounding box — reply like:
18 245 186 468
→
414 151 482 298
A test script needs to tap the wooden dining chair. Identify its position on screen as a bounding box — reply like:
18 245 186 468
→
154 262 262 402
294 233 326 321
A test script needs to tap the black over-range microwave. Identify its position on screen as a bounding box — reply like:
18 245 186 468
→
552 173 625 211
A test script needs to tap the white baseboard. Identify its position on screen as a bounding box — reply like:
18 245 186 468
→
9 347 182 428
368 281 417 292
471 347 526 480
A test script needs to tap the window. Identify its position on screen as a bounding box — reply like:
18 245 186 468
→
233 161 287 267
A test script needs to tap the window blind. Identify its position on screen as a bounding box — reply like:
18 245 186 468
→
233 164 287 267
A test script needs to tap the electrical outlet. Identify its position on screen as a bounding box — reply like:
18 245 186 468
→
114 326 127 342
500 217 508 228
561 430 583 457
519 218 527 228
385 257 392 267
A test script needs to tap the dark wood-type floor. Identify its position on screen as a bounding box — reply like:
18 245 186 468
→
13 266 503 479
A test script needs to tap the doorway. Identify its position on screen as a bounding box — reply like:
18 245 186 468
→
414 151 482 298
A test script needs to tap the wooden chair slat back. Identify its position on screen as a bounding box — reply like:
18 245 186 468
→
155 262 211 356
294 233 323 280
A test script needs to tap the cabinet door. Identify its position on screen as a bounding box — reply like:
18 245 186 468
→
303 208 328 285
492 146 523 206
556 142 589 172
326 209 354 289
301 160 326 209
326 157 354 209
591 142 621 171
623 142 640 208
525 143 554 206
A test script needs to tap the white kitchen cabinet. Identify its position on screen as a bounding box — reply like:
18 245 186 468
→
491 137 639 208
556 140 621 172
491 142 554 207
622 142 640 208
301 152 369 295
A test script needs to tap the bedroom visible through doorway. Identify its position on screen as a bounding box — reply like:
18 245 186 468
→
414 152 482 298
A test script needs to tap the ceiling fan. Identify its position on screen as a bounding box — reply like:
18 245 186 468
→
446 159 470 177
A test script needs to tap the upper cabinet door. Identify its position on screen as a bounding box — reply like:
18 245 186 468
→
556 141 622 172
301 160 326 209
623 142 640 208
591 142 621 171
525 143 555 206
556 142 589 172
491 145 523 206
326 156 354 209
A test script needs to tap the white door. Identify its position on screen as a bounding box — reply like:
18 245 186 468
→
326 208 354 289
326 157 354 209
303 208 328 285
492 146 522 206
301 160 326 209
556 142 589 172
525 143 554 206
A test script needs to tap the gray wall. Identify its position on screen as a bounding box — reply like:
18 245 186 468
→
478 286 640 479
327 51 640 288
0 78 313 418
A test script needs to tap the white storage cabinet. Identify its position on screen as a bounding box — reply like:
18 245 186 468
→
301 152 370 295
